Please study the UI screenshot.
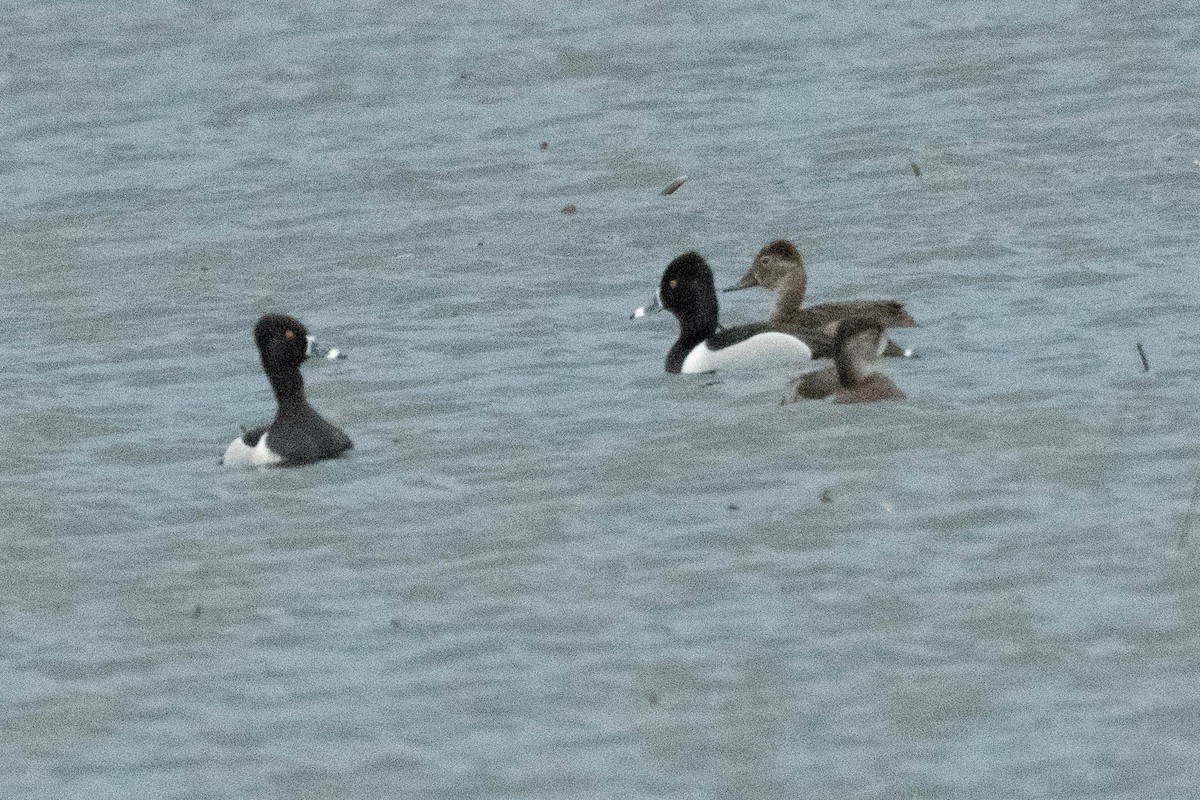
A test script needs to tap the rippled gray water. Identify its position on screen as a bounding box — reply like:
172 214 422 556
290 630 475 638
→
4 1 1200 797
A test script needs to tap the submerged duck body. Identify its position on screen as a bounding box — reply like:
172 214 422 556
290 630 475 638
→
632 252 833 374
726 239 917 356
788 318 905 404
222 314 353 467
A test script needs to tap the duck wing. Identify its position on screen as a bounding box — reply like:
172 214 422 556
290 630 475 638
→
772 300 917 331
789 366 841 400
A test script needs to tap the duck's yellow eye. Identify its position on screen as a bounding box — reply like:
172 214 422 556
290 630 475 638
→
669 279 678 289
284 330 295 339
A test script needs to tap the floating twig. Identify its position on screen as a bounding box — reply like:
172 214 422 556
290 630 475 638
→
660 175 688 195
561 203 577 215
1178 471 1200 547
1136 342 1150 372
910 162 922 177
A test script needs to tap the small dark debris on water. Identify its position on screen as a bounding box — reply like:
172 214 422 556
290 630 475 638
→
390 618 401 630
820 489 833 504
660 175 688 195
539 141 549 150
561 203 577 215
192 604 202 618
1178 472 1200 547
1136 342 1150 372
647 691 659 707
910 162 922 177
727 503 740 511
477 241 484 247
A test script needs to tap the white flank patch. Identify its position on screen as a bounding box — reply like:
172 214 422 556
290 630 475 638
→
222 431 284 467
680 332 813 374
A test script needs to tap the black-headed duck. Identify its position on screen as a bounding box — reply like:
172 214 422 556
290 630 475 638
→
222 313 353 467
632 252 834 374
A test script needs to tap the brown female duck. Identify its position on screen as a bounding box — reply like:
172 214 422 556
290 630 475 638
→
726 239 917 356
788 318 905 404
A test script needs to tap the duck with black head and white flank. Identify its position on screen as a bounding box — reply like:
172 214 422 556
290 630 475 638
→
726 239 917 357
222 313 353 467
631 251 833 374
787 318 905 404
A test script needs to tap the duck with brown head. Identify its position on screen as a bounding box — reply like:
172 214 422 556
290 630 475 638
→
726 239 917 356
788 318 905 404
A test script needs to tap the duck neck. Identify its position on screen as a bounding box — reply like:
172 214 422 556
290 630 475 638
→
835 354 865 387
666 301 719 373
268 366 308 418
771 269 808 321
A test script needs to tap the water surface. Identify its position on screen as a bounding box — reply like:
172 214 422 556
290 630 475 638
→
3 1 1200 797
